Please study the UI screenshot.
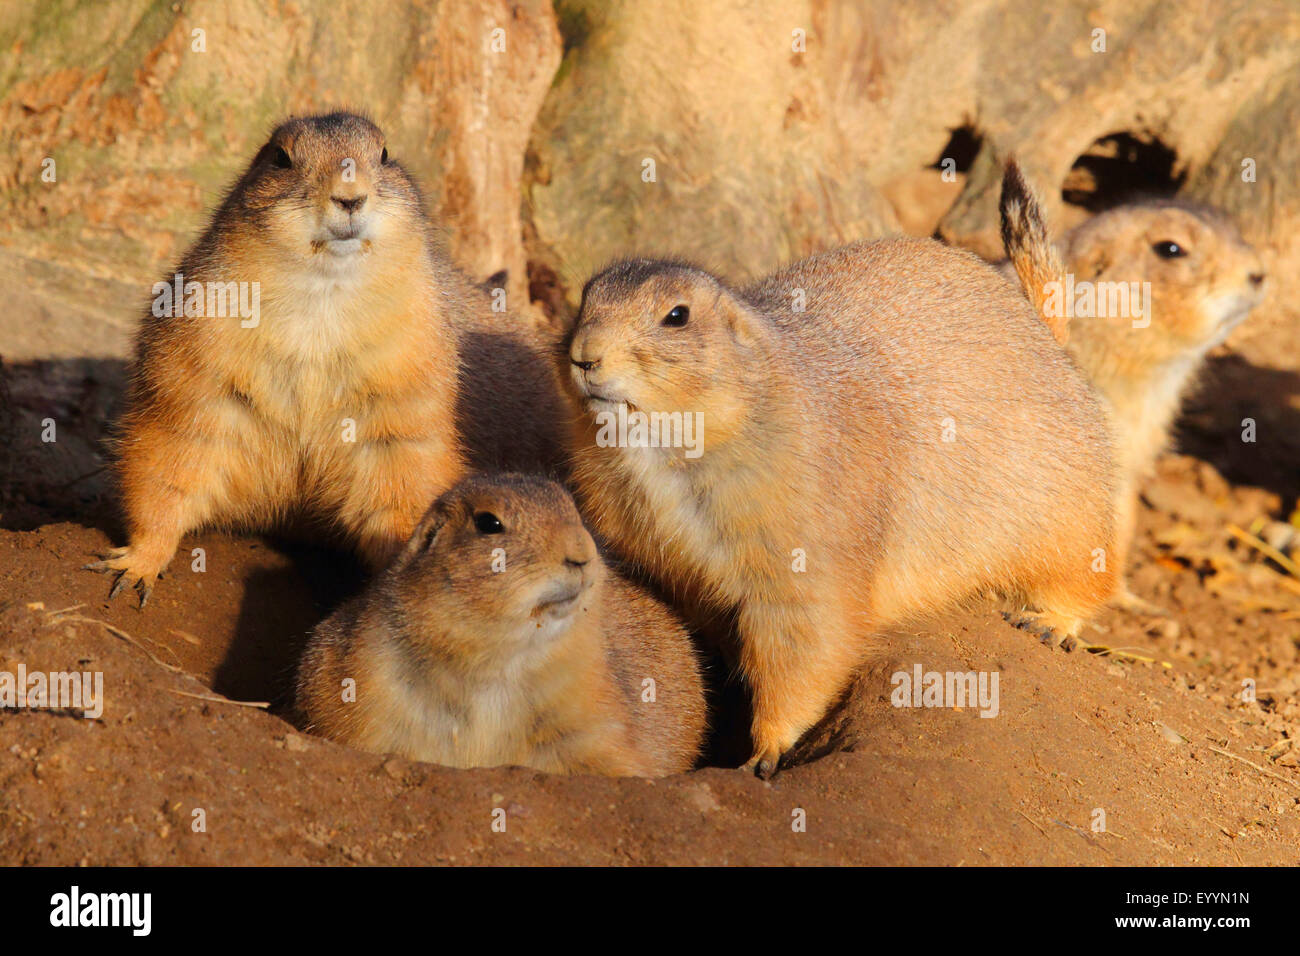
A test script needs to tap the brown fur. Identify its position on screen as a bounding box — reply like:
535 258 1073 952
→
999 159 1069 344
1037 202 1264 609
563 240 1119 775
296 473 706 776
453 302 571 476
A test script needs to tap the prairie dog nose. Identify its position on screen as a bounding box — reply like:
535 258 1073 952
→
563 526 597 569
570 323 615 371
332 194 367 214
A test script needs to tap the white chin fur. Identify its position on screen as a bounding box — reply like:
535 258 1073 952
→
324 238 363 257
585 396 625 414
1205 293 1259 343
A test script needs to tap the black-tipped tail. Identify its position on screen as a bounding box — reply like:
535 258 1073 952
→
1000 159 1068 345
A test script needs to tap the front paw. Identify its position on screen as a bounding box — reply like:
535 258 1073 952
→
1002 609 1082 652
741 745 784 780
83 547 167 609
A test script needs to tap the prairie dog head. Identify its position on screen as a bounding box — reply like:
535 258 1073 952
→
388 474 602 658
1063 202 1266 359
226 112 426 279
566 260 770 444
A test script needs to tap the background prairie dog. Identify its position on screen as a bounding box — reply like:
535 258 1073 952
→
1058 201 1265 477
87 111 559 607
1000 176 1267 610
296 473 706 776
452 283 570 476
564 235 1119 777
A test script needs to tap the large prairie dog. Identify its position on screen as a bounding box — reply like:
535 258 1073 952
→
87 112 562 607
564 237 1119 777
1000 174 1267 609
296 473 706 776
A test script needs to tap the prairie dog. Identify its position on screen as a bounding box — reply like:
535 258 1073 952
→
564 237 1119 777
453 287 570 476
296 474 706 776
1000 174 1267 608
85 111 522 606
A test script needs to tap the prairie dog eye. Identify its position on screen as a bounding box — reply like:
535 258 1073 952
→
380 147 390 165
1152 240 1186 259
473 511 504 534
662 305 689 327
271 146 292 169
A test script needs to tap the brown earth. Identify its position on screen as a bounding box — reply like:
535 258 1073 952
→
2 346 1300 864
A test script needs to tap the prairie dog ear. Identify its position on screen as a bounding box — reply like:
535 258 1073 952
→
251 137 294 171
396 503 451 566
712 287 766 351
1065 235 1110 281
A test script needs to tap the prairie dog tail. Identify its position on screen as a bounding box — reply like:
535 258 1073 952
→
1000 159 1068 345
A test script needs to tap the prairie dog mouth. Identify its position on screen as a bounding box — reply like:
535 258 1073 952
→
1211 289 1263 330
536 593 581 617
532 578 591 618
585 393 629 412
313 237 372 257
578 382 634 412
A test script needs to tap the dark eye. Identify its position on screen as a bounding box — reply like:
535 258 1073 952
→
380 147 390 165
473 511 504 534
270 146 292 169
661 305 689 327
1152 240 1185 259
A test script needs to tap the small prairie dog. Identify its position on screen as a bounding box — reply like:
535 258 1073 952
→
564 234 1118 776
1058 200 1265 482
89 112 474 605
1000 177 1266 608
296 474 706 777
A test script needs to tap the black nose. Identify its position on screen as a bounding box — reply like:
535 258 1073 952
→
332 195 366 214
1249 271 1266 287
571 358 597 371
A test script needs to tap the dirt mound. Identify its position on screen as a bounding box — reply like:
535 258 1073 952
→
2 488 1298 865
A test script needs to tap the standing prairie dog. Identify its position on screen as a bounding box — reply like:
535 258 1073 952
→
1000 167 1267 610
564 231 1119 777
296 474 706 776
87 111 561 607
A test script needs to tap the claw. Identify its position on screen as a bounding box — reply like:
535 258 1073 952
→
742 747 782 780
82 546 164 607
1003 610 1067 649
